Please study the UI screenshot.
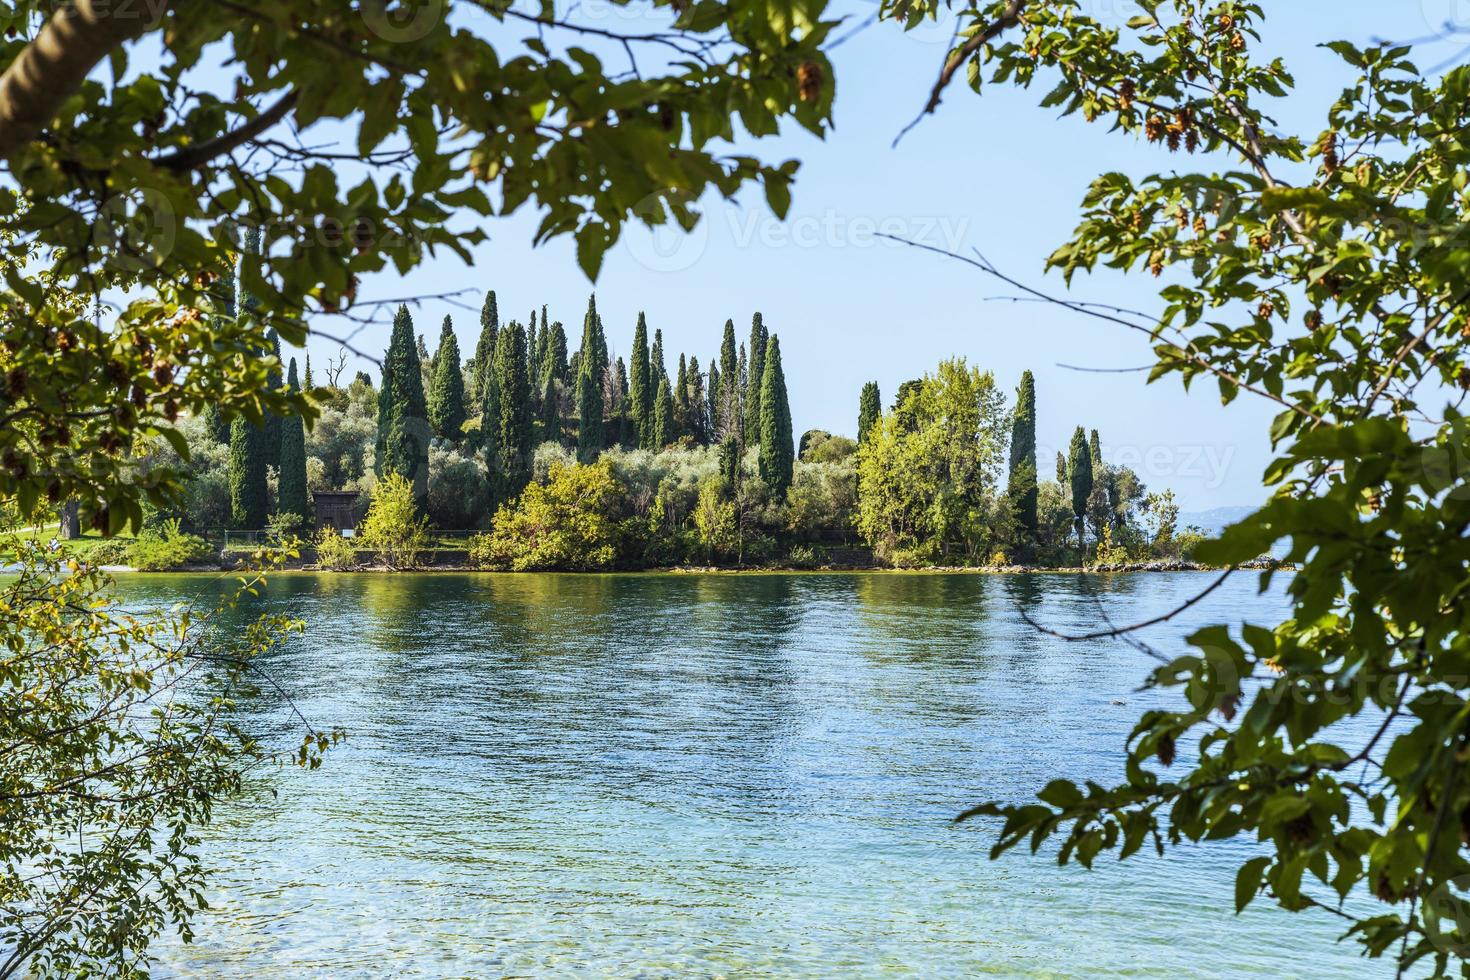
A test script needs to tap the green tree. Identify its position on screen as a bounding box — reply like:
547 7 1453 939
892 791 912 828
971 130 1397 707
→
652 374 675 449
630 312 652 449
1055 451 1066 484
428 315 467 441
674 353 690 439
707 358 721 437
576 295 605 462
757 335 793 500
375 304 430 500
1089 428 1102 469
544 320 569 383
687 356 709 444
277 357 310 523
228 413 267 528
469 291 499 413
1007 370 1039 553
745 312 768 447
359 472 429 569
857 381 881 444
471 459 623 571
494 321 534 499
717 319 739 440
1066 426 1092 556
539 371 560 446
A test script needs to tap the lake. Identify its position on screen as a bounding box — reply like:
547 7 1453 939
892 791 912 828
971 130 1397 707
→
122 571 1384 978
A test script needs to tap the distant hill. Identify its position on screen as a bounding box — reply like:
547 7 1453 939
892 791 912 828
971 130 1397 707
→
1179 506 1257 535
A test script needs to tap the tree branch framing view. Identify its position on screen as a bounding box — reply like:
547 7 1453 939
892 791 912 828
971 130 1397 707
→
2 0 1469 976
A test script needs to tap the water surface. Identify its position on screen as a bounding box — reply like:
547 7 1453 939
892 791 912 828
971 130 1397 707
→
123 571 1383 977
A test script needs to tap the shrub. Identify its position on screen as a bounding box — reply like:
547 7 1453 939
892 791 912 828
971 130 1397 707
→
359 473 429 569
471 459 621 570
787 543 821 568
313 525 359 570
425 444 490 529
126 519 213 571
691 477 737 563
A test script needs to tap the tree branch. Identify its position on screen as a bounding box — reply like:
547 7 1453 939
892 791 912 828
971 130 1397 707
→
152 91 298 172
894 0 1026 147
0 0 168 162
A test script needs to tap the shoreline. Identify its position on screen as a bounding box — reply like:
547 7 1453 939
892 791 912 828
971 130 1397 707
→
97 558 1287 576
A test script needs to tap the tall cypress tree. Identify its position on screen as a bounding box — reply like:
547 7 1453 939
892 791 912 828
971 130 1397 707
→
494 320 533 497
1089 428 1103 469
650 327 665 385
717 319 738 440
707 357 720 436
469 290 499 412
544 321 569 382
630 313 652 449
674 353 689 438
757 334 793 499
576 295 605 462
228 416 268 528
687 356 708 444
1068 426 1094 552
745 312 768 447
1056 451 1067 484
539 370 559 445
614 356 631 446
376 304 430 498
263 337 282 469
1007 371 1039 553
304 353 313 390
652 374 674 449
278 358 310 524
857 381 881 444
428 315 467 440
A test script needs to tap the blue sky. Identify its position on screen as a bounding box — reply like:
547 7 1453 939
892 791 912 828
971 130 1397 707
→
290 1 1467 510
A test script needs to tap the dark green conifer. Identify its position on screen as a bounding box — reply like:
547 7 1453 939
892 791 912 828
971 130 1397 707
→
674 353 689 438
428 315 467 440
707 357 720 435
1089 428 1103 468
857 381 881 444
263 333 283 471
278 358 310 523
717 319 738 439
576 295 605 461
469 290 499 411
1068 426 1094 552
745 313 768 447
1007 370 1039 549
375 304 430 498
653 374 674 449
757 334 793 499
630 313 652 449
544 321 569 382
687 356 709 444
1056 451 1067 483
494 320 534 497
228 416 268 528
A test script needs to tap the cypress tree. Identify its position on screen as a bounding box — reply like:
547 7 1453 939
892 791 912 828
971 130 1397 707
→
745 312 768 447
857 381 881 444
1090 428 1103 469
1068 426 1094 552
576 295 605 462
1056 451 1067 483
687 356 709 444
375 304 430 498
651 327 665 384
538 305 550 369
278 358 310 523
614 356 631 446
630 313 652 449
544 321 569 382
1007 370 1039 549
539 371 559 445
481 348 501 470
428 315 467 440
719 435 741 494
757 334 794 500
717 319 738 439
494 320 533 497
707 357 720 435
653 374 674 449
228 415 268 528
469 290 499 411
304 353 313 390
674 353 689 438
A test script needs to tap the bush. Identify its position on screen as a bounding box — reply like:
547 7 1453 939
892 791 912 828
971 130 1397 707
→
470 459 621 570
126 519 213 571
425 444 490 529
313 525 358 570
787 543 821 568
359 473 429 569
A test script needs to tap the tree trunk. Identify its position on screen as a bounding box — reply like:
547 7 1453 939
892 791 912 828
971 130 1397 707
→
58 500 80 540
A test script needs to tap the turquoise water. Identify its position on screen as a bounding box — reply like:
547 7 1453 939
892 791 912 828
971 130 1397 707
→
124 572 1384 977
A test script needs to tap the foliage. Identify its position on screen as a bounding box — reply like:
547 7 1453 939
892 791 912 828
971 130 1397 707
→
228 414 268 529
124 518 212 570
375 306 429 498
575 296 606 462
757 335 794 499
745 313 769 448
358 473 428 570
631 313 652 449
858 381 882 445
692 476 739 563
0 538 336 975
278 358 310 523
1066 426 1092 551
312 524 358 571
471 460 621 571
1007 370 1039 556
428 316 467 441
889 2 1470 968
491 320 533 499
653 375 674 448
468 292 500 416
425 444 491 531
855 359 1008 562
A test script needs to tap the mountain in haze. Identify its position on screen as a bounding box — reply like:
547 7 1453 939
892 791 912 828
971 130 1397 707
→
1178 506 1257 535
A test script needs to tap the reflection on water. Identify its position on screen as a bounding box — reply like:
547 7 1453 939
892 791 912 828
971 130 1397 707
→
119 572 1386 978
